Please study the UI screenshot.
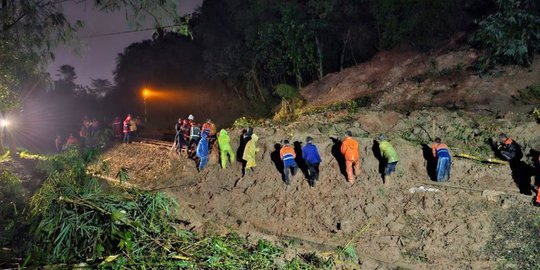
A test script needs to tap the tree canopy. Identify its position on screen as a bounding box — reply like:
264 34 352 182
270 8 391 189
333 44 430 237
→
0 0 186 111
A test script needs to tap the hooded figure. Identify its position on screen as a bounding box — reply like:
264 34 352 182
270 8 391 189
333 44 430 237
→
196 132 209 171
218 129 235 169
242 134 259 172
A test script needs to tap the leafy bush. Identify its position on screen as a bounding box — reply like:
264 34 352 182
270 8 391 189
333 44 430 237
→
232 116 266 129
519 84 540 103
274 84 300 100
0 172 25 246
485 206 540 269
24 142 345 268
373 0 468 50
472 0 540 69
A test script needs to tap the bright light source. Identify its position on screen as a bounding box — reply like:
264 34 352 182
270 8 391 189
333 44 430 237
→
143 88 150 98
0 119 9 128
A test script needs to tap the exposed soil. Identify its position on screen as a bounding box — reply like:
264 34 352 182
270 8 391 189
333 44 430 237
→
91 109 539 269
301 47 540 115
86 46 540 269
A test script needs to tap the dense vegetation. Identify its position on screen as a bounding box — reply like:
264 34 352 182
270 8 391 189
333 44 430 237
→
3 0 540 137
0 148 360 268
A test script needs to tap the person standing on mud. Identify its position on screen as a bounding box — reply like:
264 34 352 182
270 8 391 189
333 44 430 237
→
341 131 361 184
432 137 451 182
302 136 322 187
218 129 235 169
377 134 399 184
237 127 253 175
196 132 210 172
242 133 259 176
280 140 298 186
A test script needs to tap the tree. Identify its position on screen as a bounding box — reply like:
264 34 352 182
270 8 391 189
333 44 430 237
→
472 0 540 68
0 0 187 112
256 5 318 88
87 79 113 98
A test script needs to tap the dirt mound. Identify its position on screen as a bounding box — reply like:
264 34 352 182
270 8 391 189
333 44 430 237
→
92 109 539 269
301 48 540 114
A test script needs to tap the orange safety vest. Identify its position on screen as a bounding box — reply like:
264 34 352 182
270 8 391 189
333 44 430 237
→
432 143 449 158
279 145 296 160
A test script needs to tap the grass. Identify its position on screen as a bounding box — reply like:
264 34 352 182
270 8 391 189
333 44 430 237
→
519 84 540 104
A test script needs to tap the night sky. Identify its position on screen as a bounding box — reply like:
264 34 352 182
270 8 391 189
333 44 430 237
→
47 0 202 86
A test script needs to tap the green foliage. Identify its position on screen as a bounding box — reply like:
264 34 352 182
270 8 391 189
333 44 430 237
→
373 0 463 50
115 167 130 183
256 6 319 87
485 206 540 270
22 140 338 268
232 116 266 129
532 107 540 123
0 171 25 247
472 0 540 69
275 84 300 100
519 84 540 103
0 0 188 111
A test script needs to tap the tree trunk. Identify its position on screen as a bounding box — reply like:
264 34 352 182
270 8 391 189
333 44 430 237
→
250 68 265 102
295 72 302 89
315 35 323 80
340 26 351 71
349 39 358 66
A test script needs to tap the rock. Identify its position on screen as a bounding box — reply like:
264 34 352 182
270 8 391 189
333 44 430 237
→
500 199 511 209
481 190 505 202
337 220 352 233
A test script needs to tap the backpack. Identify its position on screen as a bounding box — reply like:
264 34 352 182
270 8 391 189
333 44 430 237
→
190 126 201 139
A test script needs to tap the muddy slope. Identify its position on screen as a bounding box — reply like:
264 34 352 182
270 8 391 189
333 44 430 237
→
91 109 539 269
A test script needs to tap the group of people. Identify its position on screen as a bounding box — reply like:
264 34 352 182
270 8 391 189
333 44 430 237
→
178 119 539 202
169 114 456 189
54 116 103 152
114 114 141 143
195 127 454 188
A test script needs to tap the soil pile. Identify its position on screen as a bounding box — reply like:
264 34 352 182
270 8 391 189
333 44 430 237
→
91 109 539 269
301 48 540 114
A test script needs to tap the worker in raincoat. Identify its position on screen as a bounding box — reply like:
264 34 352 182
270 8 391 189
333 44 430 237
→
377 134 399 184
196 132 209 172
218 129 235 169
341 131 360 184
242 133 259 176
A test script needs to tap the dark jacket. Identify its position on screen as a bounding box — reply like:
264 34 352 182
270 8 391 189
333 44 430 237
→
302 143 322 164
499 138 522 161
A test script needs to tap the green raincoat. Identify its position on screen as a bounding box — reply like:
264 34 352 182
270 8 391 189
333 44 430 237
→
379 140 399 163
217 129 235 168
242 134 259 169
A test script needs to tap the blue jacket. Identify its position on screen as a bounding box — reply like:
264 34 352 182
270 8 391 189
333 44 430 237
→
302 143 322 164
196 133 209 158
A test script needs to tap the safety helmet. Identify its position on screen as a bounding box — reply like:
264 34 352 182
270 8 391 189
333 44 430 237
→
188 114 194 120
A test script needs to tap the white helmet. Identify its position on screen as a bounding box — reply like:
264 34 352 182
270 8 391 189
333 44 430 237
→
188 114 194 121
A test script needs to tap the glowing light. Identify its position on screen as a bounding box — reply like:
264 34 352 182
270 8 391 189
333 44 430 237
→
0 119 10 128
143 88 151 98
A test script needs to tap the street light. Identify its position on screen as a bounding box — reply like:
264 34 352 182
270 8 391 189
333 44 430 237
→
142 88 150 124
0 119 9 128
